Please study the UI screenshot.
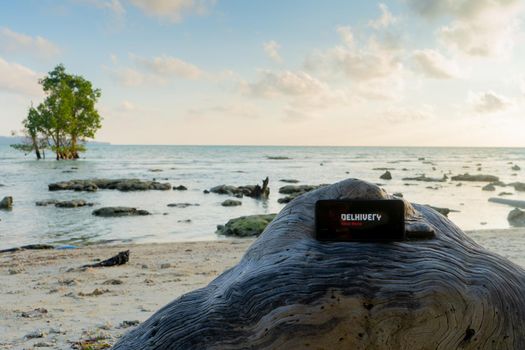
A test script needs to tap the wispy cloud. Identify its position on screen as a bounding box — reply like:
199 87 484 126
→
0 57 42 97
412 49 463 79
128 0 215 22
0 27 60 59
263 40 283 63
468 90 513 113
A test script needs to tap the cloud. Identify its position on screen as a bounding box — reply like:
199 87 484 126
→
305 27 403 82
368 3 397 29
468 90 513 113
244 70 328 98
80 0 125 16
119 100 136 111
263 40 282 63
0 27 60 58
128 0 215 22
382 104 435 123
412 49 462 79
407 0 524 57
187 103 261 119
110 54 205 86
134 54 203 79
0 57 42 97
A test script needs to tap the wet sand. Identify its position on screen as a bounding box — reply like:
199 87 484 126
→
1 229 524 349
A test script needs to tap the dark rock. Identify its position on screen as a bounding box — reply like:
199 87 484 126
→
278 184 328 204
498 192 514 196
178 219 192 223
0 196 13 210
49 179 171 192
509 182 525 192
512 165 521 171
209 177 270 199
266 156 290 160
508 208 525 227
426 205 459 217
393 192 403 198
167 203 199 208
119 320 140 329
373 167 395 170
216 214 277 237
82 250 130 268
482 184 496 191
36 199 59 206
279 179 300 183
379 171 392 180
402 175 447 182
149 169 163 172
55 199 93 208
450 174 499 182
92 207 150 217
221 199 242 207
488 198 525 209
203 189 210 194
173 185 187 191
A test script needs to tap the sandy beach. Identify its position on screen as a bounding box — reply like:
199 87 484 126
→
1 228 524 349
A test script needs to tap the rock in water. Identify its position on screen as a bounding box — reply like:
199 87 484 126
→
379 171 392 180
216 214 276 237
92 207 150 217
221 199 242 207
114 178 525 349
508 208 525 227
512 164 521 171
450 173 499 182
0 196 13 210
482 183 496 191
48 179 171 192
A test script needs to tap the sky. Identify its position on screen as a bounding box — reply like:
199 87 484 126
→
0 0 524 146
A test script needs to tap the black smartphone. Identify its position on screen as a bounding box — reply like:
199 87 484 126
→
315 199 405 242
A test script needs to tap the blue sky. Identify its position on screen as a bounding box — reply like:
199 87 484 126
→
1 0 524 146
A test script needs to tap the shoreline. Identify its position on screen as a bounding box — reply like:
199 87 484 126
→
1 228 524 349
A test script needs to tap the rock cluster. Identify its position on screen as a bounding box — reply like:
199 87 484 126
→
49 179 171 192
92 207 150 217
216 214 276 237
451 174 499 182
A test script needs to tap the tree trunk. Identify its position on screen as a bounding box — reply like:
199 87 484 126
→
31 133 41 160
113 179 525 350
70 135 80 159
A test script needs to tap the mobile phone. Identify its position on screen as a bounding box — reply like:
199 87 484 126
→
315 199 405 241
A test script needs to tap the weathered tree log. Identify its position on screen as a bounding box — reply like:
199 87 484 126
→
114 178 525 349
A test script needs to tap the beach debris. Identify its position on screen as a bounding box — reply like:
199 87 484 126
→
508 208 525 227
167 203 199 208
49 178 171 192
450 173 499 182
102 278 124 285
82 250 129 268
379 171 392 180
0 244 54 254
393 192 403 197
71 329 112 349
216 214 277 237
25 329 46 339
512 165 521 171
402 175 447 182
92 207 150 217
279 179 300 183
160 263 171 269
221 199 242 207
482 184 496 191
21 308 48 318
119 320 140 329
79 288 111 297
173 185 187 190
0 196 13 210
209 177 270 199
488 198 525 209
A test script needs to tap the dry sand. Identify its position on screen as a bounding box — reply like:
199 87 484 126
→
1 229 525 349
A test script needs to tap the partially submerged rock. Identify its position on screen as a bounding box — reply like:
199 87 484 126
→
92 207 150 217
512 164 521 171
509 182 525 192
221 199 242 207
0 196 13 210
488 197 525 209
216 214 276 237
278 184 328 204
55 199 94 208
402 175 447 182
49 179 171 192
279 179 299 183
167 203 199 208
379 171 392 180
425 205 458 217
482 184 496 191
173 185 187 191
209 177 270 199
450 173 499 182
508 208 525 227
266 156 290 160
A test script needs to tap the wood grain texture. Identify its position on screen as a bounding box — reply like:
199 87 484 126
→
113 179 525 350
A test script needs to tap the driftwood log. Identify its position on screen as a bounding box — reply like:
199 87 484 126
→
114 178 525 349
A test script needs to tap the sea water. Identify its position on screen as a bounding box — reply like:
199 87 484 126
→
0 145 524 249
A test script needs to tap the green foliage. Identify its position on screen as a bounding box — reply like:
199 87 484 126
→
11 64 102 160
